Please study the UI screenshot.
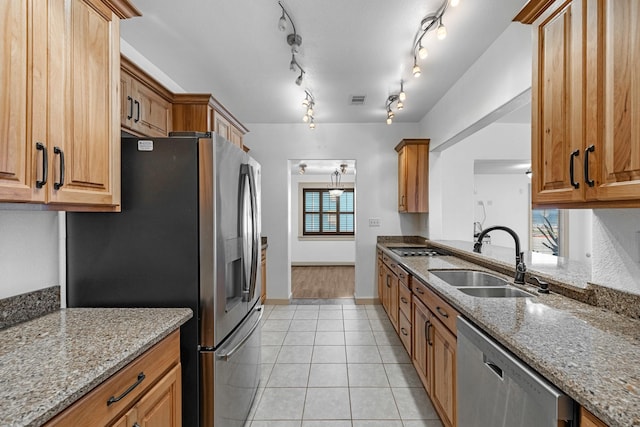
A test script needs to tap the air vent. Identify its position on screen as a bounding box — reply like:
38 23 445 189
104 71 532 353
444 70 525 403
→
349 95 366 105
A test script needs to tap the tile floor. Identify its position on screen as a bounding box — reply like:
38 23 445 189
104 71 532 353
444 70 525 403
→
247 303 444 427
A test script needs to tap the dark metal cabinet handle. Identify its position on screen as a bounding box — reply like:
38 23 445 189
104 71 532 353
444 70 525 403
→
53 146 64 190
569 149 580 189
133 424 140 427
134 99 140 122
584 145 595 187
386 275 391 288
415 287 425 295
436 306 449 318
425 321 433 346
400 296 408 304
35 143 47 188
400 327 409 336
127 95 133 120
106 372 145 406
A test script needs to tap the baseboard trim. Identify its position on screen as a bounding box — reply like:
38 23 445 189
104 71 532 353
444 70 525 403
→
265 298 290 305
291 262 355 267
355 298 380 305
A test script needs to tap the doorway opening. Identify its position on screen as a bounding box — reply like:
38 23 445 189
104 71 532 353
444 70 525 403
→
289 159 356 303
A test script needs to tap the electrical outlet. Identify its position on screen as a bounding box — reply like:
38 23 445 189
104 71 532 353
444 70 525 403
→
369 218 381 227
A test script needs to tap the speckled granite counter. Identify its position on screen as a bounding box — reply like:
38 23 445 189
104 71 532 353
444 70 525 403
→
0 307 192 427
378 240 640 427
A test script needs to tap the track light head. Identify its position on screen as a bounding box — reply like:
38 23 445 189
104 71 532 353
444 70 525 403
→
287 33 302 53
412 62 421 77
397 101 404 110
290 55 297 71
386 117 393 125
450 0 460 7
418 44 428 59
399 81 406 101
295 71 304 86
278 12 287 31
437 19 447 40
309 119 316 129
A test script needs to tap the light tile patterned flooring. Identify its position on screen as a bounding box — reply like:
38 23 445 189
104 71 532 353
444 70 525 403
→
247 303 444 427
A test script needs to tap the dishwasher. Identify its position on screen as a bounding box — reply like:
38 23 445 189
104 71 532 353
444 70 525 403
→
457 317 575 427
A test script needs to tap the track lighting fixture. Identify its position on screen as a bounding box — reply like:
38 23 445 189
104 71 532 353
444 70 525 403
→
298 163 307 174
301 90 316 128
383 82 407 124
309 118 316 129
384 0 459 120
295 70 304 86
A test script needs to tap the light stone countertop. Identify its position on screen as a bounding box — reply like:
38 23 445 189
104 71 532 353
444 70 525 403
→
0 307 192 427
379 241 640 427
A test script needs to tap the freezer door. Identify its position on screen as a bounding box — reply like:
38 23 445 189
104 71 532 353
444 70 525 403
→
200 306 262 427
199 136 262 348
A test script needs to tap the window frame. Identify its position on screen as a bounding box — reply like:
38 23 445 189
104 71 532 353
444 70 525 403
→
302 188 355 236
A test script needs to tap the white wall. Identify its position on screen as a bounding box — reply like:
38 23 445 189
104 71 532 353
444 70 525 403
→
431 123 531 243
244 123 424 301
290 173 356 265
474 174 530 250
0 210 59 299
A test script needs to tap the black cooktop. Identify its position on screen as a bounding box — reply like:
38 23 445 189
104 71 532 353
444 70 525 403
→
389 247 449 257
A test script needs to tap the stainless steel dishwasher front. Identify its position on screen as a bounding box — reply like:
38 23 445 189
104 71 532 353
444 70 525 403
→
456 317 575 427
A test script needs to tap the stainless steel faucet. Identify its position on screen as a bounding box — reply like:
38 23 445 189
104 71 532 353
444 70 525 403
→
473 225 526 284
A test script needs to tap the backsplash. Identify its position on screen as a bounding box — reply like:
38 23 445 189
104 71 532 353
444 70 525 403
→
0 286 60 330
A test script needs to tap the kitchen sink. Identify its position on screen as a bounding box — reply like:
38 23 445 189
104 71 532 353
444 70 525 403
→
431 270 510 287
431 269 534 298
458 287 534 298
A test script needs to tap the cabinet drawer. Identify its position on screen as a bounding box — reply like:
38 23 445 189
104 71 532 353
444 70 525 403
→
399 282 412 319
382 253 399 275
413 280 458 336
397 265 410 288
45 330 180 427
398 310 412 355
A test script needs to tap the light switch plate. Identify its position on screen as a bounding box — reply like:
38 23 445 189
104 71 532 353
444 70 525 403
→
369 218 381 227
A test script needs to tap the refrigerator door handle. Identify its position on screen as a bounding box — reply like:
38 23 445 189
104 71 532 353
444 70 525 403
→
215 306 263 361
239 163 259 301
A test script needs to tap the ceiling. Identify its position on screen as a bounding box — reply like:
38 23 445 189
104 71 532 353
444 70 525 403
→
121 0 529 125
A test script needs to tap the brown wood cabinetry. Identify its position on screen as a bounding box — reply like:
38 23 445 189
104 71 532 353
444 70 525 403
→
412 278 458 427
121 56 173 138
173 94 248 150
580 407 608 427
395 139 429 213
45 330 182 427
0 0 137 209
380 253 400 332
516 0 640 208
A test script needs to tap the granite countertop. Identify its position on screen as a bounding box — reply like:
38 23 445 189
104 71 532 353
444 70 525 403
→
378 240 640 427
0 307 192 427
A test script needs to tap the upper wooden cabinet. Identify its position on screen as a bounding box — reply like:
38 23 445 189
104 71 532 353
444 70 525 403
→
516 0 640 208
173 94 248 149
395 139 429 213
0 0 139 209
120 56 173 138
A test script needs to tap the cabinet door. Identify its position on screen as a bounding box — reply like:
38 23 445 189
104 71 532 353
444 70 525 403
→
120 71 135 129
531 0 586 205
431 316 456 427
388 270 399 332
398 146 407 211
229 125 244 149
133 79 172 138
586 0 640 202
412 296 431 392
47 0 120 206
213 111 231 140
0 0 45 202
134 364 182 427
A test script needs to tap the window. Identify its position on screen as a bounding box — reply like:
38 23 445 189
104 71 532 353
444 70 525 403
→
531 209 561 255
303 189 354 236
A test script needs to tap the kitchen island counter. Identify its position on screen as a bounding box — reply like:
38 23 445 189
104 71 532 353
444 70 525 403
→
378 240 640 427
0 307 192 427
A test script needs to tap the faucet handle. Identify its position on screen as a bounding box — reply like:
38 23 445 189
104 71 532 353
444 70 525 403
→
530 276 550 294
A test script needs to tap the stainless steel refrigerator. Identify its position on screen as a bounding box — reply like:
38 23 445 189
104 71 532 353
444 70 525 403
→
66 132 262 427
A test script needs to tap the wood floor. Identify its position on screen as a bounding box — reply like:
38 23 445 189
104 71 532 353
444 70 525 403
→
291 266 355 299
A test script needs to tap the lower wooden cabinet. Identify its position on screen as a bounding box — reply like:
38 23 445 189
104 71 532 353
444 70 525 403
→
45 330 182 427
430 315 457 427
412 296 432 392
580 407 608 427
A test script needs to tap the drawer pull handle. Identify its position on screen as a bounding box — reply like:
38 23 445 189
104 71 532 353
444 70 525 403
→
127 95 133 120
415 287 425 294
401 327 409 336
134 99 141 123
436 306 449 318
584 144 595 187
425 321 433 346
107 372 145 406
400 296 408 304
569 149 580 189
